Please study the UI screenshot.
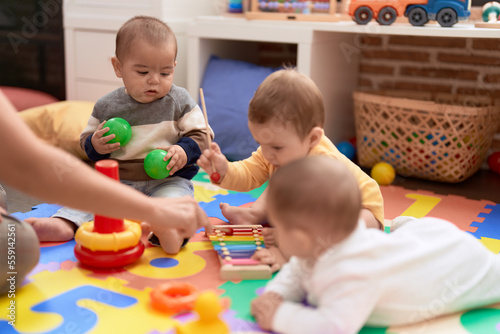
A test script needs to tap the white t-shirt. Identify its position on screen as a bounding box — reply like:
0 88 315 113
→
265 217 500 334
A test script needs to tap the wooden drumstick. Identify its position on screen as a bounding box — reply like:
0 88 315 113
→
199 88 221 183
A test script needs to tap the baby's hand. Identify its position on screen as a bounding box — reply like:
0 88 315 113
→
160 145 187 175
196 142 228 183
91 121 121 155
251 247 286 272
251 292 283 331
262 227 277 247
141 222 183 254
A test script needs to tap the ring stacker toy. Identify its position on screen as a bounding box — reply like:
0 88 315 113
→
150 282 198 314
74 159 145 268
151 282 231 315
199 88 221 183
208 225 272 280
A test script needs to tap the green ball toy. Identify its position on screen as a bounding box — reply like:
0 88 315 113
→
104 117 132 146
144 149 172 179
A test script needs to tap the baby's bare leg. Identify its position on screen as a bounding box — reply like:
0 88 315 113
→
25 217 77 242
220 203 266 225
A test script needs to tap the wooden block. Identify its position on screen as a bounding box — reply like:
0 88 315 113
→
245 11 341 22
212 224 262 230
209 235 264 242
210 224 263 236
245 0 340 22
220 261 273 280
474 22 500 29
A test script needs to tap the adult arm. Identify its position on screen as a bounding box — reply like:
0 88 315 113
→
0 91 209 235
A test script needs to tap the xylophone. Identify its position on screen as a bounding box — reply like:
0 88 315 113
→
207 225 272 280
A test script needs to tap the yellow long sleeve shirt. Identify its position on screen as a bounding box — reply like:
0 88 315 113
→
219 135 384 223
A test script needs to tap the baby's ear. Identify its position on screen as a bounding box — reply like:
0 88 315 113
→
308 127 323 147
111 57 123 78
289 228 315 255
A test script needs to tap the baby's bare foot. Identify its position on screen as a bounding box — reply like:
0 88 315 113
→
220 202 262 225
25 217 77 242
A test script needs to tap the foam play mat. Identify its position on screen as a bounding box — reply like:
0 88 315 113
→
1 171 500 333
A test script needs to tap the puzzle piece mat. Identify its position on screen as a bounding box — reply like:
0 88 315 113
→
2 171 500 333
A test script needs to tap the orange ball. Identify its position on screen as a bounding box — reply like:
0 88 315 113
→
371 162 396 185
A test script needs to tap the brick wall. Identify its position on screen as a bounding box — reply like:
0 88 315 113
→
357 35 500 156
252 35 500 166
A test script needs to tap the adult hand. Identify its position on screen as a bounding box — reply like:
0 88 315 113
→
147 196 211 236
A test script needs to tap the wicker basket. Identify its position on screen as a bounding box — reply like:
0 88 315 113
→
353 91 500 183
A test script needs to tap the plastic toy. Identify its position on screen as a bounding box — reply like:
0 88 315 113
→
150 282 198 314
199 88 221 183
74 160 144 268
246 0 340 22
207 224 272 280
144 149 172 179
228 0 243 13
488 151 500 174
371 162 396 185
175 291 230 334
75 220 141 251
475 1 500 27
349 136 357 148
104 117 132 146
337 140 356 160
348 0 470 27
482 2 500 22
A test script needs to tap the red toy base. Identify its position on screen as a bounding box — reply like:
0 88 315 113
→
74 242 145 268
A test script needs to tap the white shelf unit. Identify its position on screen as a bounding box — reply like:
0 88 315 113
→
187 15 500 142
63 0 218 102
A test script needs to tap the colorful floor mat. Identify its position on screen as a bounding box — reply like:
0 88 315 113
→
1 171 499 333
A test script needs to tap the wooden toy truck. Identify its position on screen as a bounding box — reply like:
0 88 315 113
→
348 0 471 26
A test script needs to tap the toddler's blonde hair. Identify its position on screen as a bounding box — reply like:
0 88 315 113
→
248 68 325 139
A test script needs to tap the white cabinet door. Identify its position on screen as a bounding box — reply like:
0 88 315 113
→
75 30 121 83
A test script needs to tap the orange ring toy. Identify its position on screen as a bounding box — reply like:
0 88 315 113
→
150 282 198 314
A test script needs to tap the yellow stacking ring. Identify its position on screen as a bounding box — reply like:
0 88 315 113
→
75 220 141 252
